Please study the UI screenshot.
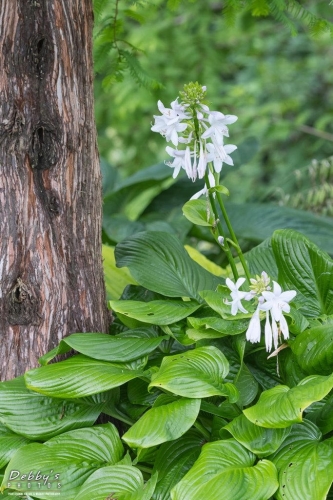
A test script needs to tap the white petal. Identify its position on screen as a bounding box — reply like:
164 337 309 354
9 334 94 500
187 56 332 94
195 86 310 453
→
190 186 207 200
265 311 272 352
279 314 289 339
271 317 279 349
224 144 237 154
279 290 297 302
226 278 236 291
272 281 282 296
222 114 238 124
235 277 246 288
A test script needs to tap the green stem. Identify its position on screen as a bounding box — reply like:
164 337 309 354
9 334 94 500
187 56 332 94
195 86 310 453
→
194 420 211 441
136 465 153 474
215 191 251 281
205 172 239 281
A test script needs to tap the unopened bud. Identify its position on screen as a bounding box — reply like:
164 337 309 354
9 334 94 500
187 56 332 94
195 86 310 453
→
218 236 224 246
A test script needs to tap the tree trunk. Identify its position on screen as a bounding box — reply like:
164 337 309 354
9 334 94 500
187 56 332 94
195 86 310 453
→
0 0 110 380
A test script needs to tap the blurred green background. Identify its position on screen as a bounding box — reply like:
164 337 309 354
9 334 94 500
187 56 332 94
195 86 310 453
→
93 0 333 210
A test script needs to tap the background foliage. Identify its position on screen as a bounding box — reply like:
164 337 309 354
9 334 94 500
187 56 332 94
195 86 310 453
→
94 0 333 205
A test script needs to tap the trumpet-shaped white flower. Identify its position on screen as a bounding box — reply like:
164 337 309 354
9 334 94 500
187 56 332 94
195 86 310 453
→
246 307 261 344
157 98 190 121
151 115 187 146
165 147 186 178
260 281 296 347
206 142 237 173
201 111 238 141
225 277 248 316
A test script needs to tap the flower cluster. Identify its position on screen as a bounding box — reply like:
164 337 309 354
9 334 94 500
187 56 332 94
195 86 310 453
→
226 272 297 352
151 83 238 198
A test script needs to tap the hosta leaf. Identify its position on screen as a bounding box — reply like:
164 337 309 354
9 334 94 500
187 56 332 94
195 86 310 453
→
234 363 259 407
228 203 333 256
0 377 105 440
149 346 238 401
39 332 166 365
185 245 226 277
122 398 201 449
152 430 204 500
102 244 137 300
291 324 333 375
272 229 333 317
225 414 291 457
171 439 255 498
25 355 143 398
187 316 248 336
171 439 275 500
306 394 333 435
115 231 220 301
75 466 157 500
245 238 278 280
109 299 201 325
244 373 333 428
1 424 123 499
173 459 278 500
269 421 333 500
0 424 31 469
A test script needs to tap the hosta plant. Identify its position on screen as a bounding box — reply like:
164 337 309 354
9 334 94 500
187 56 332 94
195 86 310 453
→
1 84 333 500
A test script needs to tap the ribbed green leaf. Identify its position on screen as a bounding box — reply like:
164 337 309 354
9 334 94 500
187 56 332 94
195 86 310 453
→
103 244 137 300
228 203 333 256
39 332 166 365
149 346 238 400
115 231 220 301
75 466 157 500
291 324 333 375
174 459 278 500
0 377 104 440
152 430 203 500
109 299 201 325
234 363 259 407
269 421 333 500
171 439 257 499
272 229 333 317
245 238 278 279
1 424 123 499
25 355 143 398
0 424 31 469
182 199 214 227
122 398 201 449
225 414 291 457
187 316 248 336
244 374 333 428
306 394 333 435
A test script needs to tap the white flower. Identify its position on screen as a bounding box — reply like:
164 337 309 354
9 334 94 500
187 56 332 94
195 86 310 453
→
246 307 261 344
190 170 215 200
151 115 187 146
260 281 297 349
201 111 238 141
197 140 208 179
206 141 237 173
225 277 248 316
151 99 189 146
261 282 296 325
157 99 190 121
165 147 186 178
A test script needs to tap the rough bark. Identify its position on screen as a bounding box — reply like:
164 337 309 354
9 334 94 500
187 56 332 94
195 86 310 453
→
0 0 110 380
